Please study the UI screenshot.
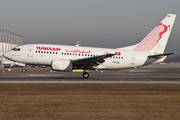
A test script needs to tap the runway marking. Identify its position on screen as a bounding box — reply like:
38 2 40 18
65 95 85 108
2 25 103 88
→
0 81 180 84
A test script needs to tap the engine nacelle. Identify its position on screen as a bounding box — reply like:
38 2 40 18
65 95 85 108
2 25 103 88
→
51 59 73 71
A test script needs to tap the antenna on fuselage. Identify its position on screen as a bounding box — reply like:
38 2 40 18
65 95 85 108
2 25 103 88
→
75 41 81 47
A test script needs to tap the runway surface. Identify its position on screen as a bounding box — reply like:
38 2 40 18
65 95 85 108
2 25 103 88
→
0 63 180 83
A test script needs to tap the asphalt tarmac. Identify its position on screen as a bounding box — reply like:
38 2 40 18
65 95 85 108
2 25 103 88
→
0 63 180 83
1 63 180 120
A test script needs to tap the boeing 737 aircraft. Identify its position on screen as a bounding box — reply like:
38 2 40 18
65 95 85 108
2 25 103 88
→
3 14 176 78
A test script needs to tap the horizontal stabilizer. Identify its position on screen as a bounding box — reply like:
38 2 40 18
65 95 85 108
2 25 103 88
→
148 52 175 58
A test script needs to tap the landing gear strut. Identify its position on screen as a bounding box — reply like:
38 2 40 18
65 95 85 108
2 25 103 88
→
83 71 89 78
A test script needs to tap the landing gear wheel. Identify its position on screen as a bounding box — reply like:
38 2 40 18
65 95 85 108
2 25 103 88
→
83 72 89 78
22 68 26 73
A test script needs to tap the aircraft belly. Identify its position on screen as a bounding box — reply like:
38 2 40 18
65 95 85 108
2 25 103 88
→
37 56 52 65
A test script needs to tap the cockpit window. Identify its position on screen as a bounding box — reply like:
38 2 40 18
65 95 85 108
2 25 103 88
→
12 47 21 51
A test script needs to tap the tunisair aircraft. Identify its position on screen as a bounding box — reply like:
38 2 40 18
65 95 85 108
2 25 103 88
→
3 14 176 78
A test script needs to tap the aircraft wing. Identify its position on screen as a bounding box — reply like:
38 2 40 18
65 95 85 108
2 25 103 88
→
72 54 115 68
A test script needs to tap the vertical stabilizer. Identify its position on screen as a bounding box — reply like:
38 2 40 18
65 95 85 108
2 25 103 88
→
132 14 176 54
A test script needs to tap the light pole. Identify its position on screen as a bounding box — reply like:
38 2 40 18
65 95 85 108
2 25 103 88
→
0 28 1 53
2 29 5 53
5 30 8 52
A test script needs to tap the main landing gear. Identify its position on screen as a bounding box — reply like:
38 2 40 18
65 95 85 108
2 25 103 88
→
83 71 89 78
22 68 26 73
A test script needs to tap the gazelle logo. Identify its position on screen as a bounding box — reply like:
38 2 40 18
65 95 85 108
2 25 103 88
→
53 64 60 69
156 22 170 43
132 22 171 53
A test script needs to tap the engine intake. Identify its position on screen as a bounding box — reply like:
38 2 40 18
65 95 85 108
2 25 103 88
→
51 59 73 71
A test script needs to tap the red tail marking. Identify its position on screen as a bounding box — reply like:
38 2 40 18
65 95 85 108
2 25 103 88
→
157 22 170 42
132 22 170 52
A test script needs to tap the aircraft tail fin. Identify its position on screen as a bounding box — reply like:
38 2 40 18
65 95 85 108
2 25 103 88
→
132 14 176 54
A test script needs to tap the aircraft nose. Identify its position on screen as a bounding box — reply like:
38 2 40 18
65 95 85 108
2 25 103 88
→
3 51 11 59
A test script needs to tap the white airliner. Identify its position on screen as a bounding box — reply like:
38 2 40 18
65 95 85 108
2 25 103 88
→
3 14 176 78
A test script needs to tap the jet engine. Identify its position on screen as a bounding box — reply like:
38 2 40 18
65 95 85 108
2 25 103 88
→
51 59 73 71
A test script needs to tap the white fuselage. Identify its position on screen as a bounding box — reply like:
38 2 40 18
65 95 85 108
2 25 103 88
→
3 44 158 70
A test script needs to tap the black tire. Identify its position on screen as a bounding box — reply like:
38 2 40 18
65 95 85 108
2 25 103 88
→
83 72 89 78
22 68 26 73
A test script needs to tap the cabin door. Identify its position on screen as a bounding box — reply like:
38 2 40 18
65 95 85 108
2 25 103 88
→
130 53 136 65
27 46 33 57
